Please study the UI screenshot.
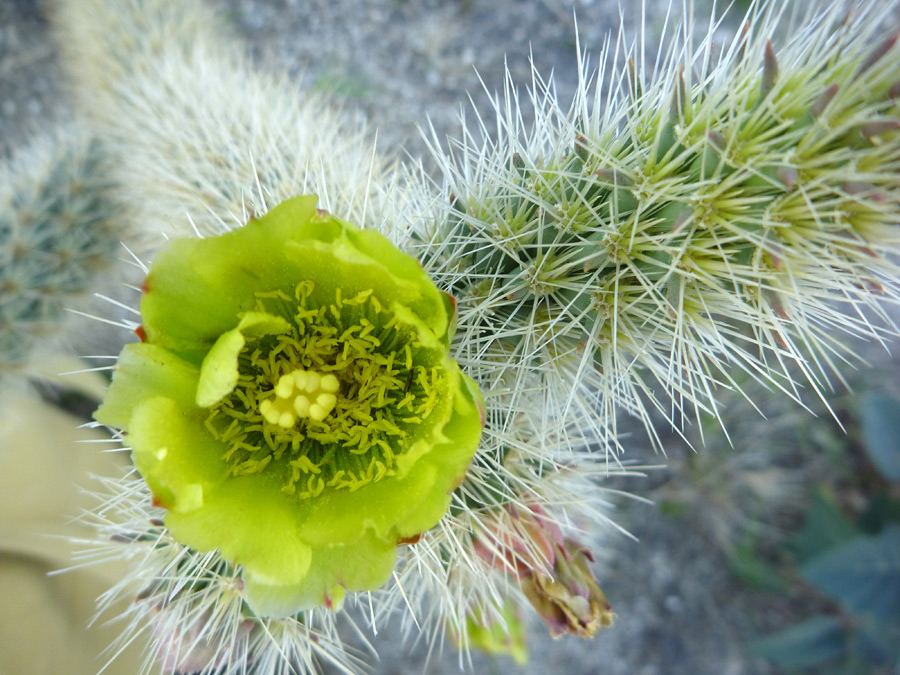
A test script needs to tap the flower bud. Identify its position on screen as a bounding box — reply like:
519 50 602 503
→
474 504 614 638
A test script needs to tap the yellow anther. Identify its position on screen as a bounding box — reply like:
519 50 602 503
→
320 374 339 393
316 393 337 409
262 368 340 428
259 399 281 425
304 371 321 392
309 403 329 422
275 374 294 398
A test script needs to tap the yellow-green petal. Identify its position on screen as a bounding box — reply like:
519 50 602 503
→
242 531 396 618
196 312 291 407
140 196 322 355
164 474 314 598
95 343 200 431
129 396 227 511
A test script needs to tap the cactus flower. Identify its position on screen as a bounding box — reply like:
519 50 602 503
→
95 196 483 617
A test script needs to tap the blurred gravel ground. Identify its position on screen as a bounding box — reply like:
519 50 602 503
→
8 1 896 673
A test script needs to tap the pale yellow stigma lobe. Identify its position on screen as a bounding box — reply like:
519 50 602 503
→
260 368 340 428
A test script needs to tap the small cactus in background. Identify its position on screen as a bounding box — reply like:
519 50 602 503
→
0 125 121 383
31 0 900 673
50 0 390 241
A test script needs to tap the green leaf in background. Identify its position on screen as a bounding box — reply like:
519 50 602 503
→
801 525 900 624
854 618 900 667
727 540 788 592
789 488 859 563
749 616 847 669
859 393 900 483
857 491 900 535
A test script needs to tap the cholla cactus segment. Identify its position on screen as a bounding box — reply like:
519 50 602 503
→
0 124 120 380
408 0 900 444
50 0 389 240
95 195 484 618
48 0 230 98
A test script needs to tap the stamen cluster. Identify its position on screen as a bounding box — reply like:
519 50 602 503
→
206 283 450 498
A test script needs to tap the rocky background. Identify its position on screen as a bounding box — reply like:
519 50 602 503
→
3 1 899 674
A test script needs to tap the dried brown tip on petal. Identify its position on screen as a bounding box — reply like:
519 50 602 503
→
810 83 839 117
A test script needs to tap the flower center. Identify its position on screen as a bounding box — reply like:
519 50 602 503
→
259 369 340 427
204 282 448 500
